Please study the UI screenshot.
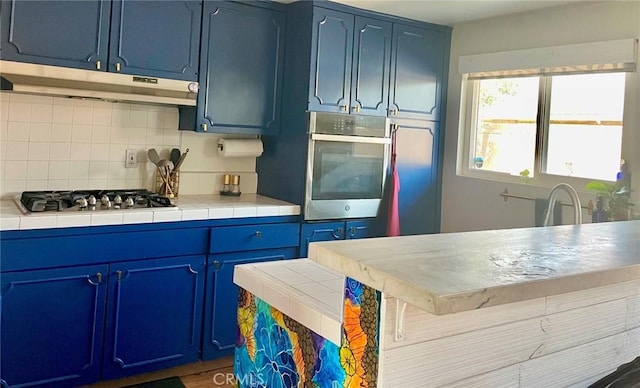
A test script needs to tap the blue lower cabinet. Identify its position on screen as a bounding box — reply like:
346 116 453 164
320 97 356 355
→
102 255 206 380
202 248 297 360
345 219 381 239
300 221 345 257
0 265 108 388
300 219 380 257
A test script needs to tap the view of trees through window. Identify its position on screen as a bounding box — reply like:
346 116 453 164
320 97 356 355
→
472 73 625 181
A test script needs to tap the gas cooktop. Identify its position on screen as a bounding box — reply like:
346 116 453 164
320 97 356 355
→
17 190 175 213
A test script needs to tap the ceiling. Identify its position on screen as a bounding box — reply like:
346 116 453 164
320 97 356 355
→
290 0 586 26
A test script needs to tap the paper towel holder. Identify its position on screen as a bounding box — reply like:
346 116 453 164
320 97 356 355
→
217 137 263 158
217 136 262 150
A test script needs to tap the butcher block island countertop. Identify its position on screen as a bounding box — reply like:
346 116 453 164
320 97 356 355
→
308 220 640 315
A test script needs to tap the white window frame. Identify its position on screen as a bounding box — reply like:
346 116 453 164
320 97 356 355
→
456 39 638 190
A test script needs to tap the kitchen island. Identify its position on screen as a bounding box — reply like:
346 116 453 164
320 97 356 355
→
233 221 640 387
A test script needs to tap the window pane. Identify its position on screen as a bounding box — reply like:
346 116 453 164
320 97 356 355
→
546 73 625 180
471 77 539 175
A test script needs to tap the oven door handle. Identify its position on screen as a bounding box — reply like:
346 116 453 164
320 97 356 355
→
310 133 392 145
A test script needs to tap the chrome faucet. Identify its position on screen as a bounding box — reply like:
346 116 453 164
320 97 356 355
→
543 183 582 226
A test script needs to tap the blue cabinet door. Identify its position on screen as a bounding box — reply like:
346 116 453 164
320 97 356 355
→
0 0 110 70
0 265 107 387
196 1 285 134
389 24 446 121
108 0 201 81
394 121 440 235
102 256 205 379
202 248 296 360
308 7 354 113
345 219 381 239
351 16 392 116
300 221 345 257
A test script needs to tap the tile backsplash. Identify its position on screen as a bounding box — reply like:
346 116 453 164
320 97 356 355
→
0 92 258 199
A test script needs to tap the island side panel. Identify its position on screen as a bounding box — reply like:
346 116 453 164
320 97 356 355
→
378 279 640 387
234 277 383 387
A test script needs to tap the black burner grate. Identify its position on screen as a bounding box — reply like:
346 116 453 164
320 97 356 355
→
20 190 174 212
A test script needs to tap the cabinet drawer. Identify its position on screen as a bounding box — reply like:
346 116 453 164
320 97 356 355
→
210 223 300 253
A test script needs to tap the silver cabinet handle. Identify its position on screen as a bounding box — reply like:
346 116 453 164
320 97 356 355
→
255 230 263 239
331 227 343 240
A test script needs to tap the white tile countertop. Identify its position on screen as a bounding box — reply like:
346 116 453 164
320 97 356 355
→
234 258 345 346
308 220 640 315
0 194 300 231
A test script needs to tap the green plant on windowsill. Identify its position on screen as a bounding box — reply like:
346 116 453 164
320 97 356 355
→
585 181 633 221
519 169 531 183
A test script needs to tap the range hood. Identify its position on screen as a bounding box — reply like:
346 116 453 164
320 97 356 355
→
0 60 198 106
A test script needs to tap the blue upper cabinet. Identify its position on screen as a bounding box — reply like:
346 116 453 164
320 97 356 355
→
108 1 202 81
0 0 201 81
308 10 392 117
194 1 285 134
0 0 110 70
351 16 392 116
308 8 354 113
389 24 447 121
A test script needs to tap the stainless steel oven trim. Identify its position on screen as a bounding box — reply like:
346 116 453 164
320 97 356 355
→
304 113 391 221
310 133 392 144
305 199 384 221
308 111 392 137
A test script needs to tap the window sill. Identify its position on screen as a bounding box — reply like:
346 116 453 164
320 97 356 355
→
457 168 614 196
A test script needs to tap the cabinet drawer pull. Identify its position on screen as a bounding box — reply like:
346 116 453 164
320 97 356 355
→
352 105 361 113
339 105 348 112
96 60 101 70
115 62 121 72
213 260 221 269
331 227 343 240
96 272 102 283
201 123 208 132
116 270 123 280
255 230 263 239
390 107 398 116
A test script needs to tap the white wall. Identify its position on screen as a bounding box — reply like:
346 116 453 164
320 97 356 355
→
0 92 258 199
441 0 640 232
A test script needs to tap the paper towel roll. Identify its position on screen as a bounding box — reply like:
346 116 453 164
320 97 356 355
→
218 138 263 158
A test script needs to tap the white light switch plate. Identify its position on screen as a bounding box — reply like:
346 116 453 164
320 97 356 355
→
125 149 137 168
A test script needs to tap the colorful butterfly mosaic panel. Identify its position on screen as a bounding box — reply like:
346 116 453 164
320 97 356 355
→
235 277 381 387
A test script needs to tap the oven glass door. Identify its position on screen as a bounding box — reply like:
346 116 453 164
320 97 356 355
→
311 140 386 200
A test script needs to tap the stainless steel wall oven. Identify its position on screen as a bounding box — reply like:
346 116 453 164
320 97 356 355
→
305 112 391 220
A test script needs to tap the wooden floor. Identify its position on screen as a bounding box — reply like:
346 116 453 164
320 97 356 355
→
87 357 234 387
